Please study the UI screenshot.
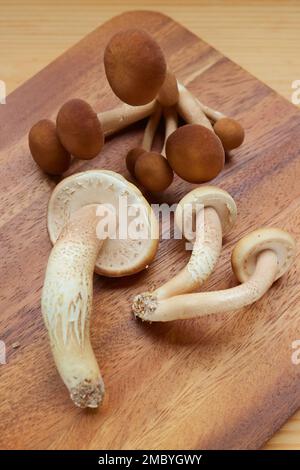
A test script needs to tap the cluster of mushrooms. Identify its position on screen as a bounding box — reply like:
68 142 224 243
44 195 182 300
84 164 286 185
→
32 29 296 409
29 29 244 191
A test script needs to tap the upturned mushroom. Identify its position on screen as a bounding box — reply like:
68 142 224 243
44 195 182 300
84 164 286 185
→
132 227 295 322
132 186 237 304
196 98 245 151
166 83 225 183
104 29 167 106
56 98 157 160
133 106 177 192
43 170 159 407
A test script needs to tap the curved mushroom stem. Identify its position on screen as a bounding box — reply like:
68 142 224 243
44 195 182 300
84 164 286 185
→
161 106 178 156
156 207 222 300
176 82 213 130
133 249 278 322
133 206 223 316
98 100 158 136
42 204 110 408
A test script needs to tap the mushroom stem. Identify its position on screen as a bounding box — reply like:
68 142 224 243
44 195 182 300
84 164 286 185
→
176 83 245 151
196 99 225 122
161 106 178 156
142 104 162 151
176 82 213 130
42 204 109 408
133 249 278 322
125 104 163 179
99 100 158 136
155 207 222 300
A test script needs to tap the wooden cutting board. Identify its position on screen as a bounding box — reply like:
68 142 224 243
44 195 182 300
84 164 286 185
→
0 10 299 450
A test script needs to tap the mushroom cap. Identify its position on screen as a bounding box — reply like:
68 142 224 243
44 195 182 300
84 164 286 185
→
47 170 159 277
232 227 296 283
158 71 179 107
166 124 225 183
135 151 174 192
56 99 104 160
104 29 167 106
29 119 71 175
213 117 245 151
174 186 237 240
126 147 145 176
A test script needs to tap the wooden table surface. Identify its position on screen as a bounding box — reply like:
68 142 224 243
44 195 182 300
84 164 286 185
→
1 0 299 450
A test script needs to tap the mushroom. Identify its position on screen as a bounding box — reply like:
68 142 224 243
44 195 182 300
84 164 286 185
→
42 170 159 407
126 147 145 177
56 98 157 160
135 106 176 192
127 106 177 192
196 98 245 151
132 227 295 322
28 119 71 175
29 99 157 171
104 29 167 106
166 83 225 183
132 186 236 305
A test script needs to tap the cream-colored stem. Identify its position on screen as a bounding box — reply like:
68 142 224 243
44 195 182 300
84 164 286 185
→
196 99 226 122
137 249 278 322
161 106 178 156
99 100 157 136
142 104 162 151
177 82 213 130
132 207 222 320
156 207 222 299
42 204 106 408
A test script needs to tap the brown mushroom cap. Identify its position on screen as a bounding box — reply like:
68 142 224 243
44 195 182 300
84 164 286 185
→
158 71 179 107
56 99 104 160
166 124 225 183
126 147 145 176
29 119 71 175
134 151 174 192
104 29 167 106
213 117 244 151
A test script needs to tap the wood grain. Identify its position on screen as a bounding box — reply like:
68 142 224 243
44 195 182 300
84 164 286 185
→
0 10 300 450
1 0 300 102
